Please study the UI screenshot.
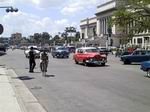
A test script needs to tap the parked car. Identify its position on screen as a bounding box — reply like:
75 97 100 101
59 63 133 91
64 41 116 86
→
97 47 109 55
120 50 150 64
24 46 40 58
51 46 70 58
66 46 76 53
73 47 107 66
0 44 6 56
141 61 150 77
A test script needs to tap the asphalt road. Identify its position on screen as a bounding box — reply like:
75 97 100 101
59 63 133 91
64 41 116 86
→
0 49 150 112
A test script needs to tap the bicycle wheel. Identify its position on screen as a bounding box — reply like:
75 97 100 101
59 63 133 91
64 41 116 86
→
41 61 47 77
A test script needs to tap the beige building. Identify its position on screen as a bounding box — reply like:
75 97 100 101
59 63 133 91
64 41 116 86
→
80 17 97 41
80 0 150 48
80 0 119 47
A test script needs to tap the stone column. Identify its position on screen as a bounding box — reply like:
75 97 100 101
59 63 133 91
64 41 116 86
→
85 26 88 39
96 19 100 36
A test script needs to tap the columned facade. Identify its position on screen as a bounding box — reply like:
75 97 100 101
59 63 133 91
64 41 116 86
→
80 0 150 48
80 17 97 44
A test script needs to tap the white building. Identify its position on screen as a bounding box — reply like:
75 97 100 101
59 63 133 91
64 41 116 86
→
80 17 97 41
80 0 150 48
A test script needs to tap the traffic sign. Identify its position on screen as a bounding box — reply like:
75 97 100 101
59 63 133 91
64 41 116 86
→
0 24 4 35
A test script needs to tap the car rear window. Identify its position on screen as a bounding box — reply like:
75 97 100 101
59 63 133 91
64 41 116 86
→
85 49 98 53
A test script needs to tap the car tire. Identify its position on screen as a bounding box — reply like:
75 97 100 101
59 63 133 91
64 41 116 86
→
124 60 131 64
83 60 88 66
75 60 78 64
147 69 150 77
101 63 105 66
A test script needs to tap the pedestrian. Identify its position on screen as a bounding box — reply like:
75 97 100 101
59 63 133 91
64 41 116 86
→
29 47 36 73
40 49 49 74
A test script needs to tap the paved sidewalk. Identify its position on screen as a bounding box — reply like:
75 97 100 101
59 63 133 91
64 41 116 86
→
0 67 22 112
0 67 47 112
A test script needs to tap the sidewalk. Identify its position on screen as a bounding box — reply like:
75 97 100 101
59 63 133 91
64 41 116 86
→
0 67 47 112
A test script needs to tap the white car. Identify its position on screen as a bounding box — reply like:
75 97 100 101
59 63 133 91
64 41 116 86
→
24 46 40 58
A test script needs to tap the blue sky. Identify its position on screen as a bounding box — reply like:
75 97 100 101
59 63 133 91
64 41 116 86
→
0 0 110 37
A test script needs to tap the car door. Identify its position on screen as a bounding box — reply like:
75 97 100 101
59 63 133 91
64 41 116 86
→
145 50 150 61
131 51 141 62
74 49 83 62
77 49 85 62
140 51 147 62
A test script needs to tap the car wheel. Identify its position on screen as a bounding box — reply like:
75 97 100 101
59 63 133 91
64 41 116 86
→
75 60 78 64
101 63 105 66
147 69 150 77
124 60 131 64
83 60 88 66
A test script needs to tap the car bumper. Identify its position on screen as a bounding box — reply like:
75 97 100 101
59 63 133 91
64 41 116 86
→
85 59 107 65
55 53 69 58
140 66 147 71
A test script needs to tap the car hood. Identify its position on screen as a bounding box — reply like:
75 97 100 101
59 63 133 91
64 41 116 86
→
85 52 106 58
141 61 150 66
121 55 131 58
56 50 69 52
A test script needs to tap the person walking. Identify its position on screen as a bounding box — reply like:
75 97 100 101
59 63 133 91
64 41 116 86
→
29 47 36 73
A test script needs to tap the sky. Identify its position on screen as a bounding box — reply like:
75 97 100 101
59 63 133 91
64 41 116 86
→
0 0 110 37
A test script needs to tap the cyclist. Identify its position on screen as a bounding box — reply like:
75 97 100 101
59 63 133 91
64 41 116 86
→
40 49 49 76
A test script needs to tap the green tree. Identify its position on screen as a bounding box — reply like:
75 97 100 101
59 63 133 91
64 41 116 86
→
111 0 150 45
33 33 42 44
75 31 80 41
41 32 51 45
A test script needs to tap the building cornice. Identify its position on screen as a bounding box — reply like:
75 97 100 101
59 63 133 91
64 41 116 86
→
97 0 115 9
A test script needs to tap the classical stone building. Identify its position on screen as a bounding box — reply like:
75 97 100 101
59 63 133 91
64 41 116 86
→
80 17 97 40
80 0 119 47
80 0 150 48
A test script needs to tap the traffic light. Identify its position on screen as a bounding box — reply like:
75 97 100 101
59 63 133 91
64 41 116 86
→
6 7 18 13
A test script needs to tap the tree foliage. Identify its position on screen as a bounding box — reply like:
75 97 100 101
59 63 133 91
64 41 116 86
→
30 32 51 45
111 0 150 44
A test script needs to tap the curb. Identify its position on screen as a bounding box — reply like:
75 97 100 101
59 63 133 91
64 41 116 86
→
6 68 47 112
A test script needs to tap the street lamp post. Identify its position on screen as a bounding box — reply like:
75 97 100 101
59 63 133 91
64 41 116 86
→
0 6 18 35
0 6 18 13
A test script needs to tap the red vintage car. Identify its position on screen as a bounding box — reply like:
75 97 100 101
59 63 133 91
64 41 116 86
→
73 47 107 66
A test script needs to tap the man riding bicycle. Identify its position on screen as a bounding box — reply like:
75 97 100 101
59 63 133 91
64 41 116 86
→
40 50 49 74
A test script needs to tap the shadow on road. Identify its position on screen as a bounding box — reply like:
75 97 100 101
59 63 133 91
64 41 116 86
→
12 76 35 80
80 64 110 67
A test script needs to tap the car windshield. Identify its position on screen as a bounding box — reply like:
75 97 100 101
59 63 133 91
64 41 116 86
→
57 47 68 50
85 49 99 53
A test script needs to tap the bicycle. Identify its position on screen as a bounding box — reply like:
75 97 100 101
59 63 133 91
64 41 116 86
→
40 60 48 77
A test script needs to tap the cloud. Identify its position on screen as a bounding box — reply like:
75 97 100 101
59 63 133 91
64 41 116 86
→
0 11 77 37
0 0 110 37
61 0 98 15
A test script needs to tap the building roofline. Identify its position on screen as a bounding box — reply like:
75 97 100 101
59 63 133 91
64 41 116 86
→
97 0 115 8
80 16 97 22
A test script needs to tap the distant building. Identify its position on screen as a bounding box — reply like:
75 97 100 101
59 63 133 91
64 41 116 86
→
80 17 97 40
10 32 22 45
0 37 9 44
